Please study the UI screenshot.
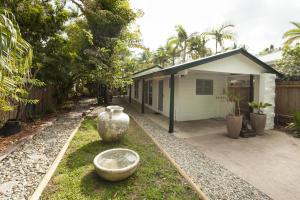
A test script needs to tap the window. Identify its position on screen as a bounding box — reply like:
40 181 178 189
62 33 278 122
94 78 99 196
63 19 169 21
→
144 81 149 104
196 79 213 95
144 80 153 105
148 80 153 105
134 80 139 98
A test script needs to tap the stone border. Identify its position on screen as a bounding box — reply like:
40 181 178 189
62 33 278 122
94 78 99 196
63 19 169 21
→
29 118 84 200
131 115 209 200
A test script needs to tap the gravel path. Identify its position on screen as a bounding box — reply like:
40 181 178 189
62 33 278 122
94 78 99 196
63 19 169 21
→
118 99 272 200
0 99 94 200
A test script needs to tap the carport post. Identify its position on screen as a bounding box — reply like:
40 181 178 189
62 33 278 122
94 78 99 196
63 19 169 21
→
141 79 145 114
249 74 254 112
169 74 175 133
129 84 132 104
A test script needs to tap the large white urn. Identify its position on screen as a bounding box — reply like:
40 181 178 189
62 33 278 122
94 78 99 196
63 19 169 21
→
97 106 130 142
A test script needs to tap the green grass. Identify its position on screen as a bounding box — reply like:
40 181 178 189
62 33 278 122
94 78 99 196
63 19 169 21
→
41 117 198 200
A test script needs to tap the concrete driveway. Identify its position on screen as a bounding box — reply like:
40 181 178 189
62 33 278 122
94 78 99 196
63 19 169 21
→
146 113 300 200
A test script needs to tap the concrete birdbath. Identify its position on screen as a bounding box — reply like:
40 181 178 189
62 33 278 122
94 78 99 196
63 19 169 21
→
93 148 140 181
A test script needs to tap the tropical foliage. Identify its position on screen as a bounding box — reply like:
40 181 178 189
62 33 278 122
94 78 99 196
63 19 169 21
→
248 101 272 114
0 9 42 112
2 0 143 106
287 111 300 137
207 23 235 53
283 21 300 46
276 45 300 79
138 23 236 69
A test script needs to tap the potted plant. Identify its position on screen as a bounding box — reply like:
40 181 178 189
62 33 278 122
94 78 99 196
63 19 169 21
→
218 92 243 139
248 101 272 135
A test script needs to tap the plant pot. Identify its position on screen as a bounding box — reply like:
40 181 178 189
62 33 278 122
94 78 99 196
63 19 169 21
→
93 148 140 181
250 113 266 135
0 119 22 136
97 106 130 142
226 115 243 139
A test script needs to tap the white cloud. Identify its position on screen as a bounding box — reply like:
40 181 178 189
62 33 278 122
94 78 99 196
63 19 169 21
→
130 0 300 54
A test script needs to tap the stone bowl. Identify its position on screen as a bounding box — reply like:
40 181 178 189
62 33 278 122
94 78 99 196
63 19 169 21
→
93 148 140 181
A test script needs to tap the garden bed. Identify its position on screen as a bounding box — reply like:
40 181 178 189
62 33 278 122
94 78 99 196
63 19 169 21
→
41 117 198 199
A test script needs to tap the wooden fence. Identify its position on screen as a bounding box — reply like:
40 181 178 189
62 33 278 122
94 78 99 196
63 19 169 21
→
0 85 57 122
229 81 300 123
275 81 300 123
228 86 250 116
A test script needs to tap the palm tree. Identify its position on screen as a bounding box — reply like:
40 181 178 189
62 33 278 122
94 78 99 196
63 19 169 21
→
166 36 180 65
153 46 169 68
283 21 300 46
175 25 189 62
188 33 211 59
207 23 235 53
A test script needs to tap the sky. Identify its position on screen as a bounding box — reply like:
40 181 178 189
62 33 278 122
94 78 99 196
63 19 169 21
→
130 0 300 54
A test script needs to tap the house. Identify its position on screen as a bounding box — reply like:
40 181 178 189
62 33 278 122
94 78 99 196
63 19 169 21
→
127 48 281 133
257 50 282 67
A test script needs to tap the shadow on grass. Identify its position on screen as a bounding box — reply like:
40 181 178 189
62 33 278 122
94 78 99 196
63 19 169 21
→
80 169 135 198
66 140 122 170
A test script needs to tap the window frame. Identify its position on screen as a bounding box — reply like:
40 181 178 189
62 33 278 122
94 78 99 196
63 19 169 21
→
134 80 139 99
196 79 214 95
148 80 153 105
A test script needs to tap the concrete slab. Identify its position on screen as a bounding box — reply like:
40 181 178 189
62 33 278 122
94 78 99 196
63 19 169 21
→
145 112 300 200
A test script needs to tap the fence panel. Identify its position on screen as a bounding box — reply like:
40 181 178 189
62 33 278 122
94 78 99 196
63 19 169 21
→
0 85 57 122
275 81 300 123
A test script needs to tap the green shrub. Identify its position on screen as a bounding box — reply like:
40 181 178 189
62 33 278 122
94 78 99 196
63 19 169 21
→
288 111 300 137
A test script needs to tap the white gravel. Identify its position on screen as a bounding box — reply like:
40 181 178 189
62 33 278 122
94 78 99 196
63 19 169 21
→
118 99 272 200
0 99 94 200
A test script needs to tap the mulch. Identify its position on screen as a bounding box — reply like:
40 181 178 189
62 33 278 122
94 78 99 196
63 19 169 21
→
0 114 57 154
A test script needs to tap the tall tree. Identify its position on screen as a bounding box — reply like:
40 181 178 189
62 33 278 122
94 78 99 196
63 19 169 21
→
166 36 180 65
188 33 211 59
207 23 235 53
0 9 40 111
70 0 141 103
283 21 300 46
2 0 71 102
153 46 169 67
175 25 189 62
277 45 300 79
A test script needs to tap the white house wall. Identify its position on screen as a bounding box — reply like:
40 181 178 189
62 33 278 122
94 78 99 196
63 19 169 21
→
130 76 173 118
175 72 231 121
258 73 276 129
192 54 268 75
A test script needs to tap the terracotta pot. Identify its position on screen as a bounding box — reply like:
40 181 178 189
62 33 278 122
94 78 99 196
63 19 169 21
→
226 115 243 139
250 113 266 135
97 106 130 142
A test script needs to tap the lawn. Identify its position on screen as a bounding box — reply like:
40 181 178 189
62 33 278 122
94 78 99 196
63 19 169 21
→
41 116 199 200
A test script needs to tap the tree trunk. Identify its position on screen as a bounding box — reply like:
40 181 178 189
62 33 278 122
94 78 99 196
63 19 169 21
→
215 40 218 54
183 41 187 62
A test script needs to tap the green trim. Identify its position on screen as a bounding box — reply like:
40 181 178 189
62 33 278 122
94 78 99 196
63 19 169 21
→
169 74 175 133
133 65 162 75
141 79 145 114
133 48 282 80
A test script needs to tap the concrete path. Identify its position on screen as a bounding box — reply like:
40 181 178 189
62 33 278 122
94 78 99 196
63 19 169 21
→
141 105 300 200
117 98 271 200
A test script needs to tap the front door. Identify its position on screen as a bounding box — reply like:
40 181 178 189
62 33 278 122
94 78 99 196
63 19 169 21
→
158 80 163 111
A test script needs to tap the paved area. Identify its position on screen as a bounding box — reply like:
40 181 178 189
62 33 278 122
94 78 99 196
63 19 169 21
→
0 99 95 200
117 98 271 200
135 100 300 200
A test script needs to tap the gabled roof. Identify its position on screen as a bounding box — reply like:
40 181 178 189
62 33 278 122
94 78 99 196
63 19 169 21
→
133 65 162 78
133 48 282 79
